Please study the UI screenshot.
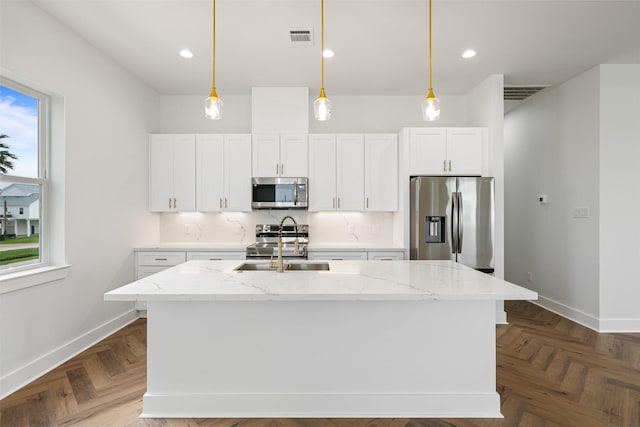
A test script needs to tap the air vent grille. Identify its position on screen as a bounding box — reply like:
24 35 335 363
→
504 86 547 101
289 29 313 45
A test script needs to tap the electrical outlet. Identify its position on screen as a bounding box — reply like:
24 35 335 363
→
184 224 192 235
371 223 380 234
527 272 533 282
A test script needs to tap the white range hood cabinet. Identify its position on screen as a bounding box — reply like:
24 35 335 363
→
251 87 309 134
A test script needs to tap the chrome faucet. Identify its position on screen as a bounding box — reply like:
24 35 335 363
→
277 215 299 273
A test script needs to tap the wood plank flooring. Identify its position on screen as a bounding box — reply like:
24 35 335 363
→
2 301 640 427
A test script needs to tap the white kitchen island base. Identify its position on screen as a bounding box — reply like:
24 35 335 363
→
142 299 502 418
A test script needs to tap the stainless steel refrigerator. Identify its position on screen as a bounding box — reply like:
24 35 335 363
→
410 176 495 272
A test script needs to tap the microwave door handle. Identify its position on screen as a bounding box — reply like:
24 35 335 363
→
293 183 298 206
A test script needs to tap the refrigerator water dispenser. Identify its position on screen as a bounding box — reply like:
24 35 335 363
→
425 216 445 243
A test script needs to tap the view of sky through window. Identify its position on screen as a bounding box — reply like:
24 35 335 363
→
0 84 39 179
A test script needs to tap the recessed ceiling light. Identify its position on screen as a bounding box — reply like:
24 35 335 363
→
323 49 334 58
461 49 476 59
179 49 194 59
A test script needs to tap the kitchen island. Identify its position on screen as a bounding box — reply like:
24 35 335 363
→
105 260 536 418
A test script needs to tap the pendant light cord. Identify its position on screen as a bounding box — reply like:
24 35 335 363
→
428 0 433 91
212 0 217 94
321 0 325 92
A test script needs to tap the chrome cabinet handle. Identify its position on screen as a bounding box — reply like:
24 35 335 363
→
443 160 447 172
169 198 172 208
337 198 341 209
333 198 336 208
366 197 369 209
219 198 222 208
224 197 228 208
449 160 452 172
173 198 177 209
154 258 168 261
281 163 284 176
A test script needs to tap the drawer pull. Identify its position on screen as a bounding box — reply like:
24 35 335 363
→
154 258 168 261
209 258 222 260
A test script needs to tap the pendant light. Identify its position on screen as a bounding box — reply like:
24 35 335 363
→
204 0 223 120
421 0 440 121
313 0 331 121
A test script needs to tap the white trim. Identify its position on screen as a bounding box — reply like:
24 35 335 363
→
141 392 503 419
0 264 70 294
0 309 138 399
532 295 599 331
598 318 640 333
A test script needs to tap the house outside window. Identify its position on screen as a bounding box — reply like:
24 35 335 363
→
0 78 48 271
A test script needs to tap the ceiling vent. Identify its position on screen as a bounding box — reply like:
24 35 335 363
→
504 86 547 101
289 29 313 46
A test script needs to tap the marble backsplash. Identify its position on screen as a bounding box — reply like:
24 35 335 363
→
158 210 401 247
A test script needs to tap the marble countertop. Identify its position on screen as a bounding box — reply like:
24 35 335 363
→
105 260 537 302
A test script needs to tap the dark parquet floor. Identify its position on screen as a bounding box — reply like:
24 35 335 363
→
1 301 640 427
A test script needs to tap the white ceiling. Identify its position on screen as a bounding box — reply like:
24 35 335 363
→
32 0 640 97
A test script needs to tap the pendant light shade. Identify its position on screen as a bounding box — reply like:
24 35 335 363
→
422 0 440 121
205 0 223 120
314 0 331 121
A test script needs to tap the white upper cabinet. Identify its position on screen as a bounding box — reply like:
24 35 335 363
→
149 134 196 212
197 134 251 212
408 127 484 176
309 134 364 211
252 133 308 177
364 134 398 211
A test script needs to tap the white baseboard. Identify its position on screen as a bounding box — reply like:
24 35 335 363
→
598 318 640 333
141 392 503 418
532 296 600 332
0 309 139 399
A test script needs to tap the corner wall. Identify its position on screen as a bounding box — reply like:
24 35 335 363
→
504 66 602 329
0 1 160 397
598 64 640 331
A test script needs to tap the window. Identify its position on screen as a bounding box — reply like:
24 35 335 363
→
0 77 48 272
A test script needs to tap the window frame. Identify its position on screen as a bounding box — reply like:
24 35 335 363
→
0 76 50 274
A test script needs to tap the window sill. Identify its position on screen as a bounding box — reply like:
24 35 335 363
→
0 265 71 295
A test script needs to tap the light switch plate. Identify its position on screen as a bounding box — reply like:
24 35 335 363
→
573 207 590 218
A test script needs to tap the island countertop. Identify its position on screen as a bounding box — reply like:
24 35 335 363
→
105 260 537 302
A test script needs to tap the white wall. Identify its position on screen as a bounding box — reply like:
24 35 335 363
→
0 1 160 397
505 64 640 332
598 65 640 331
159 94 468 134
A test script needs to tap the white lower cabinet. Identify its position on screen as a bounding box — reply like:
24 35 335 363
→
367 251 404 261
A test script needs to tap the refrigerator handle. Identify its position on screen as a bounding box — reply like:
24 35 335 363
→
457 192 464 254
451 191 458 254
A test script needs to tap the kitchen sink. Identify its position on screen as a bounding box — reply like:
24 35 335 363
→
234 262 330 272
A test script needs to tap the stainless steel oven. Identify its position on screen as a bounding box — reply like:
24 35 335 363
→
245 224 309 260
251 177 308 209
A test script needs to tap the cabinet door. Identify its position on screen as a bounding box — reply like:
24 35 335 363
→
280 134 308 177
408 128 447 175
446 128 483 176
336 134 364 211
252 133 280 177
149 134 174 211
308 134 337 211
364 134 397 211
171 134 196 211
224 134 252 211
196 134 224 211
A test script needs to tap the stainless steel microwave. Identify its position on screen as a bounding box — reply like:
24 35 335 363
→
251 177 308 209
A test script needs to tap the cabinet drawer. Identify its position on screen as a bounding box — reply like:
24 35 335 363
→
367 251 404 261
186 251 246 261
137 251 186 266
136 265 171 280
308 251 368 261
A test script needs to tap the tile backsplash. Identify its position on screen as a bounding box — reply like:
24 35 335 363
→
159 211 400 247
